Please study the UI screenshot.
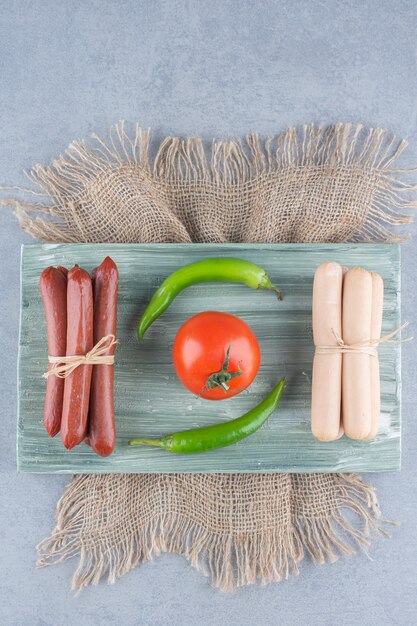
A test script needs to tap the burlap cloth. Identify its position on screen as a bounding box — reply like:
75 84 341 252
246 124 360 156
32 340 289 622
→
7 122 415 591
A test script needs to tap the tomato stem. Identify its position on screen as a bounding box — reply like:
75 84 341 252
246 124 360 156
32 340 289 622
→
202 343 242 395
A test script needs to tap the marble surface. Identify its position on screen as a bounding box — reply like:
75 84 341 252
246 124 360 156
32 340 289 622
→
1 1 416 624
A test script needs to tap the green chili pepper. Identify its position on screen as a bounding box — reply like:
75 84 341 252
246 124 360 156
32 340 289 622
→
138 257 282 339
128 378 286 453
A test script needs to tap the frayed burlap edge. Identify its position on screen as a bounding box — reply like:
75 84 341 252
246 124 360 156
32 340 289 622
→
2 121 416 243
36 473 395 593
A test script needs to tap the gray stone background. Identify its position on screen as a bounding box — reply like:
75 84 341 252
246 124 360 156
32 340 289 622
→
1 1 416 624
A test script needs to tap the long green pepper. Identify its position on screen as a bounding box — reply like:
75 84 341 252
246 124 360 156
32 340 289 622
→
128 378 286 453
138 257 282 338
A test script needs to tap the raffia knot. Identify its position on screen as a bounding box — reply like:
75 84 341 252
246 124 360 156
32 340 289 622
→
43 334 118 379
315 322 412 357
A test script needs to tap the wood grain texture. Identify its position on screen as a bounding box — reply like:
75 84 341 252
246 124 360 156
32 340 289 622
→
18 243 401 473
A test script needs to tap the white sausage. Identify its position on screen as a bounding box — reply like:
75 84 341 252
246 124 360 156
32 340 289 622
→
342 268 373 440
311 262 343 441
364 272 384 440
337 266 350 439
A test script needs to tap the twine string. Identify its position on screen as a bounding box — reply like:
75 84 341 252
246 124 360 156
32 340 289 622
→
43 334 118 379
315 322 412 356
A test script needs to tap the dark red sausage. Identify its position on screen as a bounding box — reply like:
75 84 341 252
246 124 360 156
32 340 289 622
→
40 266 67 437
88 256 118 456
57 266 68 278
61 266 93 450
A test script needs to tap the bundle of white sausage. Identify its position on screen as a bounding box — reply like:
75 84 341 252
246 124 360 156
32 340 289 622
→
311 263 383 442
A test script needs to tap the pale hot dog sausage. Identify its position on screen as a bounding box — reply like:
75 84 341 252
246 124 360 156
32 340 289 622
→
364 272 384 440
336 266 350 439
311 262 343 441
342 267 373 440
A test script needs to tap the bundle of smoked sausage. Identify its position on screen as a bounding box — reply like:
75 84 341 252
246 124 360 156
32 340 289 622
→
40 256 118 456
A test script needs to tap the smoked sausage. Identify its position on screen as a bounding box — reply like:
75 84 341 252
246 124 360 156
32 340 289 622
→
61 266 93 450
88 256 118 456
40 266 67 437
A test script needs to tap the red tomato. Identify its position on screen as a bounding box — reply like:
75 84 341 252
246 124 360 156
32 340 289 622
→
173 311 261 400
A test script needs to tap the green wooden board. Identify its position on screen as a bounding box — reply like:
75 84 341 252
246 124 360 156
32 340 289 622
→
18 243 401 473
